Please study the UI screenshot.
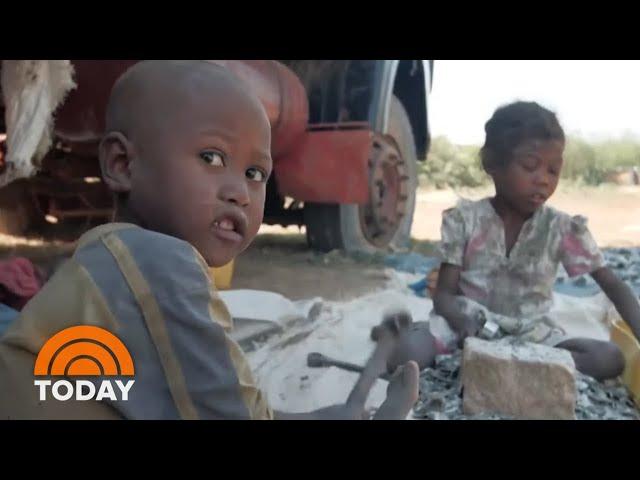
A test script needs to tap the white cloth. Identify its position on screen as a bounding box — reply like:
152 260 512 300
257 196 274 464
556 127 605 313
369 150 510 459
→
1 60 76 186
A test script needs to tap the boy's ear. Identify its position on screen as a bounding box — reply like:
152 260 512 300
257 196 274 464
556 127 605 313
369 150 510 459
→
99 132 134 193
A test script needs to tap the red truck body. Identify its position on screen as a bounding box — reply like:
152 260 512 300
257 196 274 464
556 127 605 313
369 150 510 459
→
0 60 432 252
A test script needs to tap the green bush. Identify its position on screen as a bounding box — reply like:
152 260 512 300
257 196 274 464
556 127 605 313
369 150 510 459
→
559 136 640 185
420 136 487 189
421 135 640 188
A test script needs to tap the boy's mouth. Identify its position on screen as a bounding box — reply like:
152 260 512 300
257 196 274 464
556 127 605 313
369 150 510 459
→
214 219 235 231
211 212 246 244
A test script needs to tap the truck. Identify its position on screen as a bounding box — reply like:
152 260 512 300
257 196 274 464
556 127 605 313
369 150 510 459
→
0 60 432 252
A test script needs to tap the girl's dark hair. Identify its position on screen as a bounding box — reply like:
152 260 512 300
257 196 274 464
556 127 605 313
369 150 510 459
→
480 101 565 173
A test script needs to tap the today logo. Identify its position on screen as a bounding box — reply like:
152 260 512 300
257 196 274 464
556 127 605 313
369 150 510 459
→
33 326 135 402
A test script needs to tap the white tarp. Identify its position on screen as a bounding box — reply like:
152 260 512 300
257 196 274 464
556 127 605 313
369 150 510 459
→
241 273 613 416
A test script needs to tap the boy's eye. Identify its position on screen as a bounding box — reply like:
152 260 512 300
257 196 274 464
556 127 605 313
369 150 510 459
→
200 151 225 166
246 167 267 183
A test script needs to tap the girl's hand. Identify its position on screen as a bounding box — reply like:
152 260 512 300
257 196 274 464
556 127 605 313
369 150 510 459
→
456 314 484 348
592 267 640 342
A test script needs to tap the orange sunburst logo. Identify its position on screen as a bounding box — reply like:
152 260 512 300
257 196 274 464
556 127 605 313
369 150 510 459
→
34 326 134 377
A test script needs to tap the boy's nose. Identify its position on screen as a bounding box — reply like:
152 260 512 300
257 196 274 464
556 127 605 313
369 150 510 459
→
218 176 250 207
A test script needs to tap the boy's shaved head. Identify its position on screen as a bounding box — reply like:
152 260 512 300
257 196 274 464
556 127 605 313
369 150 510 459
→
105 60 261 144
99 60 272 267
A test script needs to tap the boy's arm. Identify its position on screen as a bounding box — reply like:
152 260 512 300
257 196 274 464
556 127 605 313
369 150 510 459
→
275 312 408 420
592 267 640 341
274 405 367 420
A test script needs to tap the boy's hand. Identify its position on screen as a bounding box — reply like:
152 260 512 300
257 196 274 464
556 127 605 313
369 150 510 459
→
370 310 413 342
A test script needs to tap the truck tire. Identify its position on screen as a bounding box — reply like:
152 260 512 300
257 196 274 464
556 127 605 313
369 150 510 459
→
305 95 419 252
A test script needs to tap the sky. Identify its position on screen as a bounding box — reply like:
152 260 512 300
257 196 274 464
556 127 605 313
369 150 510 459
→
428 60 640 145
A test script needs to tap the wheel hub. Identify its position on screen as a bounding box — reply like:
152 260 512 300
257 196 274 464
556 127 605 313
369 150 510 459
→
358 133 409 248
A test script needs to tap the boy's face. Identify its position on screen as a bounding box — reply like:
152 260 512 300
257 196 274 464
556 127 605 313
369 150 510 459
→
104 71 272 267
491 139 564 215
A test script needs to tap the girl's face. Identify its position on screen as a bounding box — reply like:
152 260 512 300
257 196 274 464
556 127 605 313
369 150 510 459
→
491 139 565 215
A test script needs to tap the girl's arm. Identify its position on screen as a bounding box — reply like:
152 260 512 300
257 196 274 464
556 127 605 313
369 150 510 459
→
591 267 640 341
433 263 484 345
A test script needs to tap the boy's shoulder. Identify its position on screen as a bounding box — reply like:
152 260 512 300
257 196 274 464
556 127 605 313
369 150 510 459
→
73 223 213 296
75 223 203 261
75 222 192 252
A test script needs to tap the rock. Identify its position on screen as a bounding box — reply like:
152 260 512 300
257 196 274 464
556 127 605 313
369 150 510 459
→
461 338 577 420
413 348 638 420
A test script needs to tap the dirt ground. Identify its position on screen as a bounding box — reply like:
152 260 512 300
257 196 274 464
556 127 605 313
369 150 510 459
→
2 184 640 302
232 234 390 301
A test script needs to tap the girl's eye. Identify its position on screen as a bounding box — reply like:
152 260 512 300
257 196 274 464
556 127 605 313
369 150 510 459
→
200 151 225 166
246 167 267 183
519 159 538 172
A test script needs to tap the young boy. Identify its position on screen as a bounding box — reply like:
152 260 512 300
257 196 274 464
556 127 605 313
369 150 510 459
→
0 61 418 420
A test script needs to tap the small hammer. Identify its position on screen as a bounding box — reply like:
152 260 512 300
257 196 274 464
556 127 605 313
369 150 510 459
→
307 352 392 381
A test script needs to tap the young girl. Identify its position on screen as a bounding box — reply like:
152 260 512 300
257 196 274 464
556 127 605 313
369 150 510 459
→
429 100 640 381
